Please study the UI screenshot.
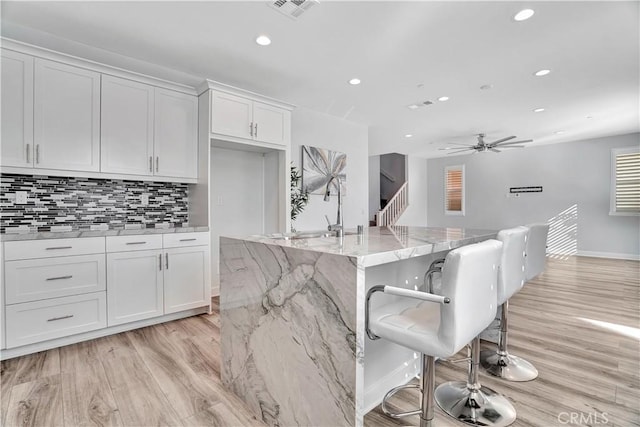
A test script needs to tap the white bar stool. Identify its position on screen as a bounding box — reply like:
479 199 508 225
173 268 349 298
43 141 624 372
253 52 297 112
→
480 224 548 381
366 239 515 427
524 223 550 282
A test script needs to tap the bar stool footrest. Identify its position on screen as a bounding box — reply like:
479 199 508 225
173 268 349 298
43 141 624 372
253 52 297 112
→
381 384 422 419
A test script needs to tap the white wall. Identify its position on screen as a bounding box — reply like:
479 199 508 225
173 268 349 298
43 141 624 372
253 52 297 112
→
427 133 640 258
396 156 428 227
291 107 369 231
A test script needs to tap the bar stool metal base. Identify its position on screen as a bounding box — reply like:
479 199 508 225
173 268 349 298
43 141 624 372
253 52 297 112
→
480 351 539 382
434 381 517 427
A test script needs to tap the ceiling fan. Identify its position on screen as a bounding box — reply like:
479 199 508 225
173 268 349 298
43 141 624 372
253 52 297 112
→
439 133 533 154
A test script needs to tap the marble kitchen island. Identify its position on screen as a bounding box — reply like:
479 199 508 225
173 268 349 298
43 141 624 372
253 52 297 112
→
219 226 496 427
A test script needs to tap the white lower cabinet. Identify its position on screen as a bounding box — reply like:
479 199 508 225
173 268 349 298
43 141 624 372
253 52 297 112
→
164 245 210 314
106 232 210 320
6 292 107 348
2 233 209 356
5 254 106 304
106 249 164 326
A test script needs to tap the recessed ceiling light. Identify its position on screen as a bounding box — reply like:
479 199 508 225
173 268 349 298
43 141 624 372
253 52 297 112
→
405 134 413 138
586 115 593 119
437 96 450 102
534 69 551 76
514 9 535 21
255 35 271 46
348 78 361 85
554 130 566 135
407 104 420 110
533 108 545 113
480 84 493 90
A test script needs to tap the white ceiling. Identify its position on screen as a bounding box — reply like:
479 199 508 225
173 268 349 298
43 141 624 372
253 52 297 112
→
1 1 638 157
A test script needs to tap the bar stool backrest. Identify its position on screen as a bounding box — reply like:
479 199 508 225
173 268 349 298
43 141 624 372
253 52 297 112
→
439 239 503 355
496 226 528 304
525 223 550 281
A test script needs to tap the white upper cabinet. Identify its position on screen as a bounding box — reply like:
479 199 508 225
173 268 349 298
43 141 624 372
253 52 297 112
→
34 58 101 172
253 101 291 146
210 91 253 139
154 88 198 179
101 75 155 175
1 49 34 168
210 90 291 146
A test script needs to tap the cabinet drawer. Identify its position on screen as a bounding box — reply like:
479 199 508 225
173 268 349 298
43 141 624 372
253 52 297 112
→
5 254 106 304
106 234 162 252
163 232 209 248
4 237 105 261
5 292 106 348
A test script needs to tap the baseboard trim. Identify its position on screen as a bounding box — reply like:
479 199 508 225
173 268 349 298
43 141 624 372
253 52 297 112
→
576 251 640 261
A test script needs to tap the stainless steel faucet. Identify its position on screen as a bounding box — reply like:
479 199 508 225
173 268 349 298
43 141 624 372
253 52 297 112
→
324 175 343 237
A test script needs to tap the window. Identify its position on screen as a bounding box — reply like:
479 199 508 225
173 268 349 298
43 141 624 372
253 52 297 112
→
445 165 465 215
611 147 640 215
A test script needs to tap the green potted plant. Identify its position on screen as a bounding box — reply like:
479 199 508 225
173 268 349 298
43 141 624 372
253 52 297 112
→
291 165 309 232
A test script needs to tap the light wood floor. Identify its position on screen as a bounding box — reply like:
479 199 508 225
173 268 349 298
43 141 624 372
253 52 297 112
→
1 256 638 426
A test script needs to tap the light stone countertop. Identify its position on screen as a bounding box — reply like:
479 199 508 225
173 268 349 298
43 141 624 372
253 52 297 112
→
0 226 209 242
235 225 497 268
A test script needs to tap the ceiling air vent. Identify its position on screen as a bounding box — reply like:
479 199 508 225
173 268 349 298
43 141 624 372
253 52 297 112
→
269 0 319 20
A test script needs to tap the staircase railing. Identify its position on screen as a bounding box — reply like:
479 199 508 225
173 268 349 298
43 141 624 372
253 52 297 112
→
376 182 409 226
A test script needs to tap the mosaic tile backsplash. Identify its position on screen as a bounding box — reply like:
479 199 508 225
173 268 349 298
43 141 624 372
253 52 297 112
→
0 174 189 233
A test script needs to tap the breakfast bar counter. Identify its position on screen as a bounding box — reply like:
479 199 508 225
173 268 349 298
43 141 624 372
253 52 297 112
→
219 226 496 427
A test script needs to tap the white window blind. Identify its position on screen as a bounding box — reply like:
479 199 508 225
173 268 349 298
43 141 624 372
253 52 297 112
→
445 165 465 215
611 147 640 215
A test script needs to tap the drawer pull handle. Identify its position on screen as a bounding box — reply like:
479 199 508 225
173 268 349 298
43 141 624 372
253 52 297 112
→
126 241 147 245
47 315 74 322
46 246 73 250
179 238 197 242
46 275 73 281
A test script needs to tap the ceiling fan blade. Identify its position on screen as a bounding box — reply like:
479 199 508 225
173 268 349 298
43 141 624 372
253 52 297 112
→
489 148 501 153
447 148 475 155
499 145 525 148
488 136 516 145
446 143 476 147
439 145 472 151
493 139 533 147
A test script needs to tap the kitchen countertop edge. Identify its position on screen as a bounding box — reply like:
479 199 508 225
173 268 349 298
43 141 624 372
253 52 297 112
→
0 226 210 242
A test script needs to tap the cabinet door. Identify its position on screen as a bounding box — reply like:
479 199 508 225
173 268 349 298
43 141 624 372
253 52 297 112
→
107 250 163 326
210 91 253 139
101 75 154 175
34 58 100 172
1 49 34 167
253 101 291 146
163 246 210 314
154 88 198 179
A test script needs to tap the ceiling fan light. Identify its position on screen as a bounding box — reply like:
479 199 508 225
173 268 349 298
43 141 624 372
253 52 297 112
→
514 9 535 21
533 108 545 113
